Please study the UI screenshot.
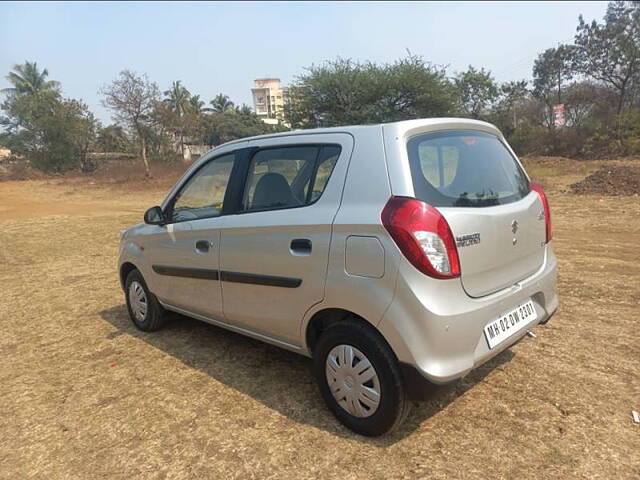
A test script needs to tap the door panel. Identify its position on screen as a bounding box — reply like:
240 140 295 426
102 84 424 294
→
144 152 237 319
144 220 193 305
220 214 333 343
219 134 354 344
146 219 223 317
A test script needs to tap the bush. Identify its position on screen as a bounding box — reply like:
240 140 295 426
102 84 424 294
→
507 123 600 158
584 110 640 158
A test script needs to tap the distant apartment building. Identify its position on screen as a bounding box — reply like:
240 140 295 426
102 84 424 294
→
251 78 288 125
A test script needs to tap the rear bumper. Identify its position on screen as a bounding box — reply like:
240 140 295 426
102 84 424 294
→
379 244 558 385
399 307 556 399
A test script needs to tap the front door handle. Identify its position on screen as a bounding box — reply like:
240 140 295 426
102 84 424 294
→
195 240 211 253
290 238 312 255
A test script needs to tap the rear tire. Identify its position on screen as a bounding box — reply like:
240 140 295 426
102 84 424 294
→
124 269 168 332
313 319 410 436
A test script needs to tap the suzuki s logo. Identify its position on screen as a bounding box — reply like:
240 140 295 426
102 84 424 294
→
511 219 519 234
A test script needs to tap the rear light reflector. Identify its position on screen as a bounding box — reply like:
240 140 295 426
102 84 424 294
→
381 196 460 279
530 182 552 243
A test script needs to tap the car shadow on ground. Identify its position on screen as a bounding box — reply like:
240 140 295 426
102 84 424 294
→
99 305 514 445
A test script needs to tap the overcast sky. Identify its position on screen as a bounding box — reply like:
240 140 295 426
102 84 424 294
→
1 1 608 123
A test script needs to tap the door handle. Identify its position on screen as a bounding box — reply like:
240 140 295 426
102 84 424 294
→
195 240 211 253
290 238 312 255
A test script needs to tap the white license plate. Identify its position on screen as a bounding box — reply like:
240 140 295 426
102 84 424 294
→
484 299 537 349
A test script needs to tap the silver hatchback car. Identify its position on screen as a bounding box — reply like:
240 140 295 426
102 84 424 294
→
119 118 558 436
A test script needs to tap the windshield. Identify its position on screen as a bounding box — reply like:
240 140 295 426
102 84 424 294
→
407 130 530 207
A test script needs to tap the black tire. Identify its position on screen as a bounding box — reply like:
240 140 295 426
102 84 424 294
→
313 319 410 436
124 269 168 332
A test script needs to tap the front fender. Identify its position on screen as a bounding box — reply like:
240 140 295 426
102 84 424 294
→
118 240 146 289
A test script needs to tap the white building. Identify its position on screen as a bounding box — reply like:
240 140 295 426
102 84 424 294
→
251 78 288 125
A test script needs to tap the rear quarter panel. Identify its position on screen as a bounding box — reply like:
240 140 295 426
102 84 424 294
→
300 126 403 350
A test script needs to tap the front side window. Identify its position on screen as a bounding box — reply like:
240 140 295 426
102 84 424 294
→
170 153 235 222
243 145 340 212
407 130 529 207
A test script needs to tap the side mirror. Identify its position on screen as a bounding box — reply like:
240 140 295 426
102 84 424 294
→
144 206 166 225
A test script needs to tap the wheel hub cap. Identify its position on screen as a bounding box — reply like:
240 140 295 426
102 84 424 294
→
325 344 381 418
129 281 148 322
344 376 355 389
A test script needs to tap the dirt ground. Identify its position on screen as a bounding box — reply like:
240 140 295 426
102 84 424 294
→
1 157 638 479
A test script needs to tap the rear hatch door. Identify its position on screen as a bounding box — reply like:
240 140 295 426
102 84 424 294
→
440 194 545 297
405 129 546 297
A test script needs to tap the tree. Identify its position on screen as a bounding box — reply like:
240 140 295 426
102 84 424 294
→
96 124 131 152
454 66 499 119
573 1 640 114
284 55 456 128
164 80 191 117
163 80 192 157
563 81 600 128
3 61 60 95
0 91 96 172
499 80 529 129
532 46 575 118
201 110 287 146
235 103 253 116
188 94 208 114
532 46 576 128
210 94 235 113
148 100 180 160
284 58 372 127
100 70 160 176
376 55 456 121
65 99 98 172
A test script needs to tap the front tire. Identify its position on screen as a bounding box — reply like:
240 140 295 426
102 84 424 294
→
313 319 410 436
124 269 168 332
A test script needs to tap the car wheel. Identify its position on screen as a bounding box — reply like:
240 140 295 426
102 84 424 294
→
313 319 410 436
125 269 168 332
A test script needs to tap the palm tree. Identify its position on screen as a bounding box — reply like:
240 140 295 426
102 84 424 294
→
235 103 253 116
210 93 235 113
163 80 191 118
3 61 60 95
188 94 210 114
163 81 192 158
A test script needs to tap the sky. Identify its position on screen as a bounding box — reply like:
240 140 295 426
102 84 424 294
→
1 1 608 124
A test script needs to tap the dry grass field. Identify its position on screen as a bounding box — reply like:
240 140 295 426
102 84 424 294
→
1 157 639 479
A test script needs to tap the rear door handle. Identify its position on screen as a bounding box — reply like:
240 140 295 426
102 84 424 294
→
195 240 211 253
290 238 312 255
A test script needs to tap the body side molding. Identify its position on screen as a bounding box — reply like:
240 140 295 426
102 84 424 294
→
152 265 302 288
152 265 219 280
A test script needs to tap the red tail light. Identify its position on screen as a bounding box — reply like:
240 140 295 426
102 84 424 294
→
381 196 460 279
530 182 552 243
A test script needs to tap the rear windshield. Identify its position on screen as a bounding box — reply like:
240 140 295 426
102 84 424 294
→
407 130 530 207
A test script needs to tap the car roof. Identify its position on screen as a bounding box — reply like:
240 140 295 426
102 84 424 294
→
214 117 500 150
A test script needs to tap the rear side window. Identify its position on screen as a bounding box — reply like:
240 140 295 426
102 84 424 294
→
310 145 341 202
243 145 341 212
407 130 529 207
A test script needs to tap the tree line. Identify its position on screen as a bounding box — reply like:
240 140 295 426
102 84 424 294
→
1 0 638 176
0 66 286 175
285 1 640 158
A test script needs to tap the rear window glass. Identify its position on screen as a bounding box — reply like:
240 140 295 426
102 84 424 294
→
407 130 529 207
